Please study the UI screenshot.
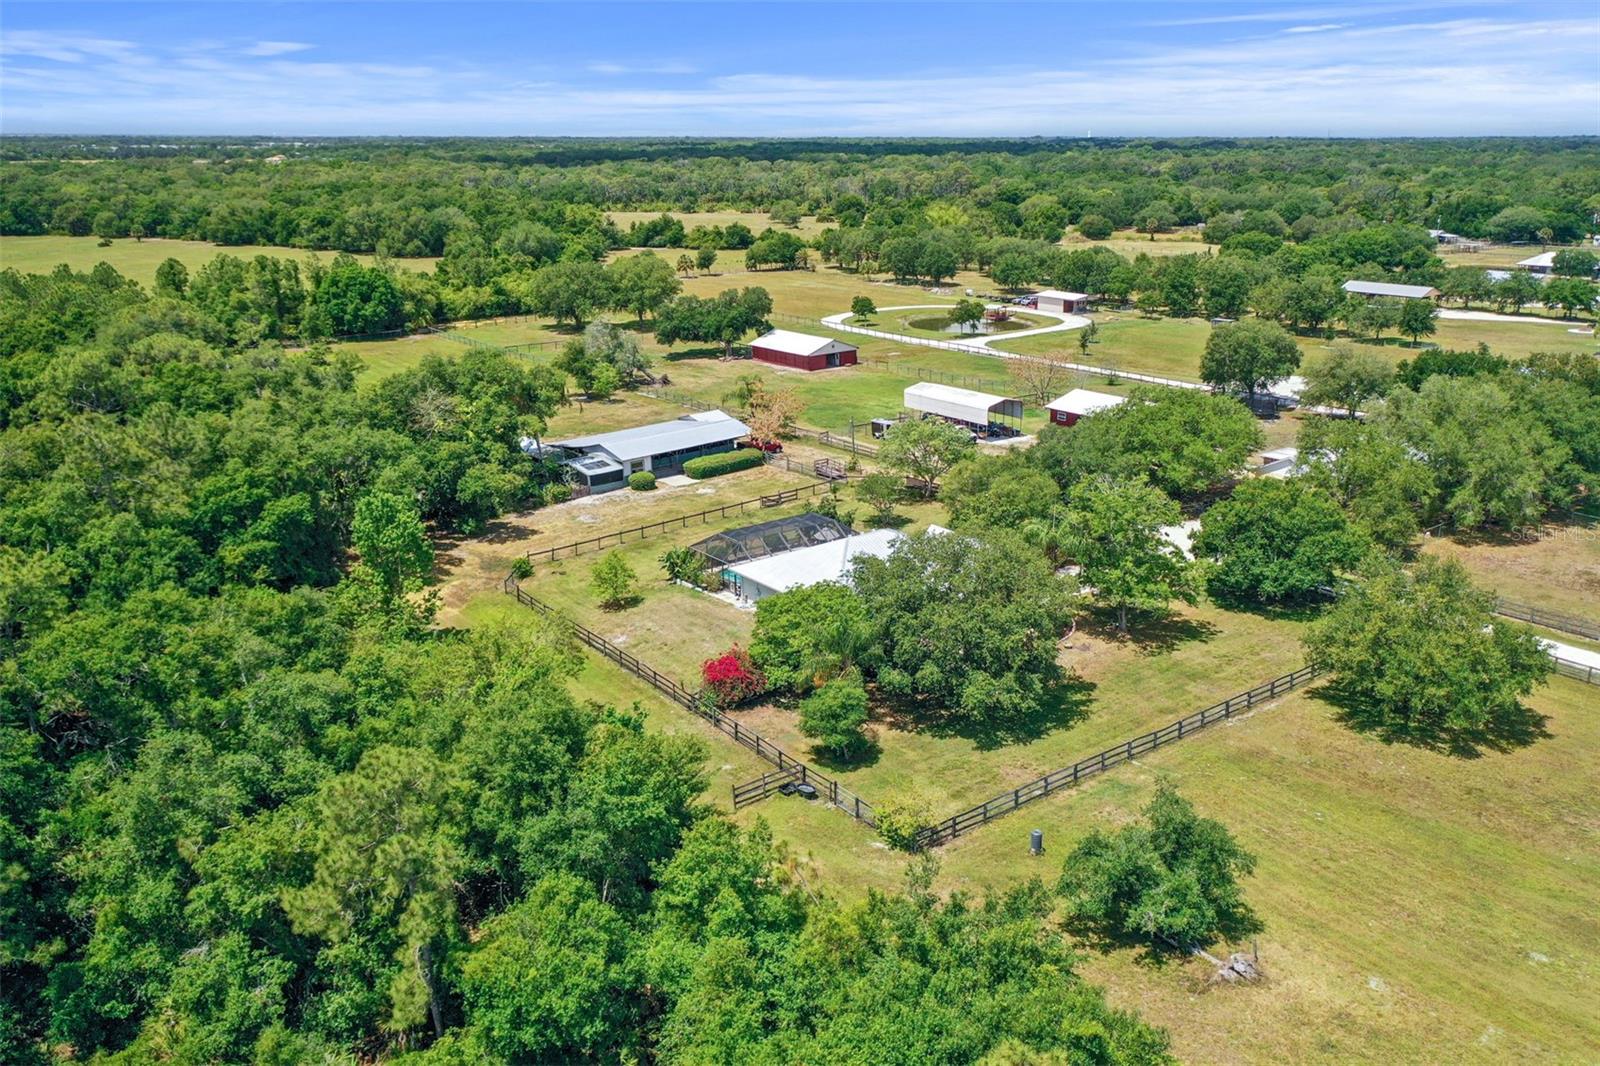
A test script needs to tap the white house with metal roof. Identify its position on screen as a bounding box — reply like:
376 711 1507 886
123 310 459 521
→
548 410 749 493
721 524 951 605
1341 280 1439 300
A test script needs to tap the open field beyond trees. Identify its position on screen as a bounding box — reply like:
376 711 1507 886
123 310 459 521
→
0 233 433 285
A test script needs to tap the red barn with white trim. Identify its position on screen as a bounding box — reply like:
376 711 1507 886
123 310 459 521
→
750 329 858 371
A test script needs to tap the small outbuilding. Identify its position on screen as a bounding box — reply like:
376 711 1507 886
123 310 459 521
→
1034 289 1091 314
1256 446 1303 480
749 329 858 371
1045 388 1125 427
1516 251 1557 275
549 409 749 493
1341 280 1439 300
904 382 1024 438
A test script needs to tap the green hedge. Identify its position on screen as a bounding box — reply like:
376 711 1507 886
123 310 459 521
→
683 448 766 480
628 471 657 491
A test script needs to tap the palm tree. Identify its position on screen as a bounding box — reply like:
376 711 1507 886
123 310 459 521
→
803 614 874 688
1021 506 1073 568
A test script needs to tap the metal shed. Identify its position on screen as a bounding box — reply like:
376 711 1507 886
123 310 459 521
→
903 382 1024 435
1340 280 1439 300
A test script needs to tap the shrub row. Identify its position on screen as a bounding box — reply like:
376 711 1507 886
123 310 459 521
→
683 447 766 480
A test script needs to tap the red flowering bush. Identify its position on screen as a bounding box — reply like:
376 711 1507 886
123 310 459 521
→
701 645 767 707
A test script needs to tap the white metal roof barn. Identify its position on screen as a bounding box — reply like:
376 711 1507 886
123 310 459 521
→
1340 280 1439 300
903 382 1024 427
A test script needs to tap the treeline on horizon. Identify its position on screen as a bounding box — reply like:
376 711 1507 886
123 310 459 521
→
2 136 1597 253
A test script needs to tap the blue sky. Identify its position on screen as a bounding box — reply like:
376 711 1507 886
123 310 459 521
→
2 1 1597 136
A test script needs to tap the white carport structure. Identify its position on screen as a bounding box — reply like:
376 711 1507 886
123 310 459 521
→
903 382 1024 432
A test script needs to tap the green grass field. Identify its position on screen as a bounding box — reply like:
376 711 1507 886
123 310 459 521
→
994 310 1597 380
949 676 1600 1065
1421 520 1600 619
0 234 435 286
863 306 1056 341
737 598 1311 812
606 208 830 239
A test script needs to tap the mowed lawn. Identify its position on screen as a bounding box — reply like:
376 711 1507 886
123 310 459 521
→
1421 519 1600 620
743 675 1600 1064
988 678 1600 1066
737 598 1313 814
994 310 1596 381
0 234 434 286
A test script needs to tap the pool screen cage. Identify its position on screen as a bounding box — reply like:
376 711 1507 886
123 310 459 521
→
689 512 852 567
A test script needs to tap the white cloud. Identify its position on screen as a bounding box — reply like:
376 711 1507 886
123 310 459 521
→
1283 23 1349 33
243 41 313 57
0 30 139 63
1 15 1594 136
1145 1 1476 27
587 60 698 75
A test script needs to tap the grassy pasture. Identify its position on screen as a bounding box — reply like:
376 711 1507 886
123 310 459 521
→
469 556 1600 1064
0 234 434 286
946 677 1600 1065
737 598 1311 812
606 209 830 239
1421 520 1600 619
994 310 1597 381
1059 230 1216 256
866 306 1058 340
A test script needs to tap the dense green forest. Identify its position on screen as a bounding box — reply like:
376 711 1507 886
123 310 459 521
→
6 137 1594 336
0 263 1179 1062
6 136 1598 249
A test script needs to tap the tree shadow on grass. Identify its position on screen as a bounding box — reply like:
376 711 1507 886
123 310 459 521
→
808 732 883 773
1062 902 1265 968
662 345 737 362
1078 611 1220 655
1308 681 1551 759
1202 590 1330 625
894 672 1099 751
597 595 644 613
861 511 912 530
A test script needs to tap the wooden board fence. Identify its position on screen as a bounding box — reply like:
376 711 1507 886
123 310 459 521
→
912 664 1321 849
501 574 876 826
